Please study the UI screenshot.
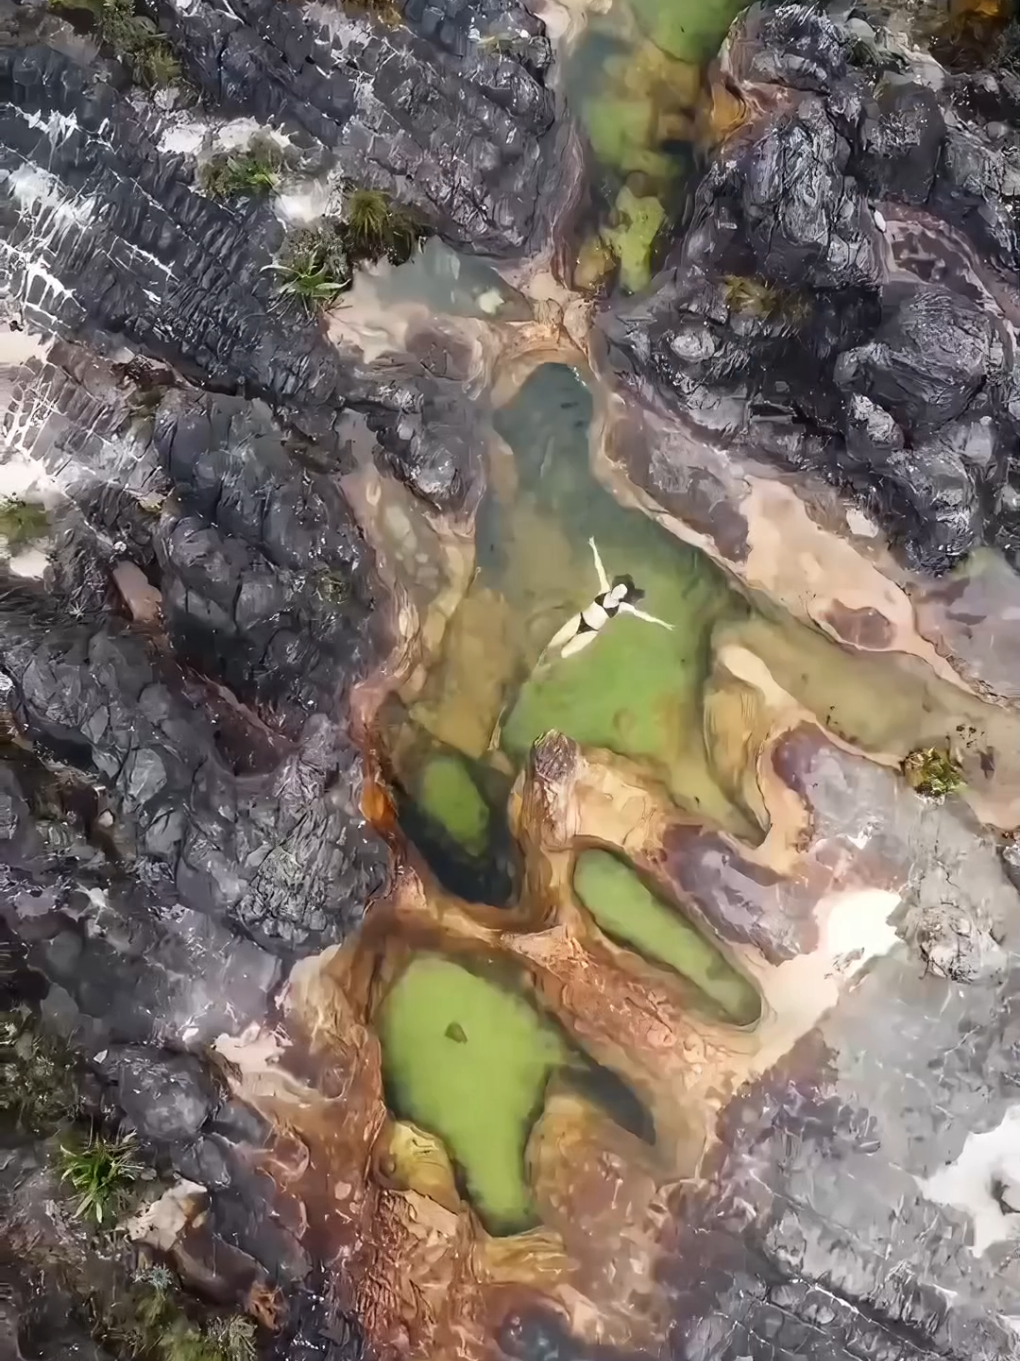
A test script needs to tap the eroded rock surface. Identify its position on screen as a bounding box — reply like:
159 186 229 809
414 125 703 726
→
2 0 1020 1360
600 3 1020 576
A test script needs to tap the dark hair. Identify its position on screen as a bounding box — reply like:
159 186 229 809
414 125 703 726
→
612 573 643 602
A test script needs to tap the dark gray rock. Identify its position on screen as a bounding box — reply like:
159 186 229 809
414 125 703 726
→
600 2 1019 574
733 3 849 94
0 598 388 952
153 390 381 729
0 44 505 508
738 96 881 291
104 1044 217 1142
854 81 946 205
149 0 571 257
834 287 1004 437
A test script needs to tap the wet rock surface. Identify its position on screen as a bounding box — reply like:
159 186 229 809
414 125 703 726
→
1 0 1020 1360
600 3 1020 575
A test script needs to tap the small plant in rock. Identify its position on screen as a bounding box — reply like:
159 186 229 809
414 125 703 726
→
99 1279 260 1361
268 222 351 313
313 568 350 606
477 33 518 56
344 188 391 252
345 0 402 22
271 250 349 310
199 139 283 199
722 274 810 326
902 745 965 799
207 1315 258 1361
49 0 182 88
0 1011 78 1133
58 1127 145 1224
0 497 49 549
343 187 422 264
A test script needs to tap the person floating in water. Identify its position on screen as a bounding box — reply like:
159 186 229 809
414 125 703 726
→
543 538 673 660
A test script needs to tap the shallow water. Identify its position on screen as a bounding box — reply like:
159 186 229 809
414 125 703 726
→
573 849 761 1024
563 0 747 289
378 953 651 1233
383 363 755 887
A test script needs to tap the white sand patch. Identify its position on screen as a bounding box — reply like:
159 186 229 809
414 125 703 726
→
0 329 50 365
920 1105 1020 1254
7 548 48 579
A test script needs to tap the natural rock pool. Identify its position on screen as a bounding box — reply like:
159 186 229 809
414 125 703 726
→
1 0 1020 1359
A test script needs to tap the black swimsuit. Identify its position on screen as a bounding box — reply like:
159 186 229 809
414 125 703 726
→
577 590 622 635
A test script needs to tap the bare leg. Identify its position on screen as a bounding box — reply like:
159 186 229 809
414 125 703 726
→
560 630 600 659
619 601 673 630
545 612 583 654
589 537 610 593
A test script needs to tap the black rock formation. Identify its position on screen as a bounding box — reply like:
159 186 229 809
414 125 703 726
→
600 3 1020 574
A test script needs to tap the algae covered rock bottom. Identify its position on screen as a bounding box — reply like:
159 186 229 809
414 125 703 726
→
377 955 572 1233
573 850 761 1024
493 369 750 831
415 754 491 857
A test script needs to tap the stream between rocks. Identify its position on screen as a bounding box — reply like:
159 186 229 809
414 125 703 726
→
1 0 1020 1359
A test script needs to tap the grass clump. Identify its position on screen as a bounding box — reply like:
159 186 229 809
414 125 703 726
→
269 222 351 313
50 0 181 88
0 497 48 549
58 1127 145 1225
343 187 421 264
98 1272 259 1361
903 745 965 799
269 190 424 310
199 138 283 199
723 274 810 325
0 1011 77 1134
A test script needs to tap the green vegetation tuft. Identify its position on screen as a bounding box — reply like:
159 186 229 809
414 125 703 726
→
722 274 810 325
343 186 421 264
58 1127 145 1224
903 745 965 799
269 194 424 310
269 222 351 313
345 0 402 22
49 0 181 88
98 1275 259 1361
199 139 283 199
0 1011 78 1134
0 497 49 549
313 568 350 606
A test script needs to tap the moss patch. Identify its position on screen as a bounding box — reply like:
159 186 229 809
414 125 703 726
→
903 745 965 798
603 185 665 293
416 754 490 856
199 138 282 198
50 0 181 87
0 1011 77 1134
0 497 48 550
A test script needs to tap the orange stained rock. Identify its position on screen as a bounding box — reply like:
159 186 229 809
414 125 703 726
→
696 76 748 146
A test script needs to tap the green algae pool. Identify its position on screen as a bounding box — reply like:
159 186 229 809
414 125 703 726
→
573 849 761 1025
493 366 751 834
378 955 572 1233
384 365 754 869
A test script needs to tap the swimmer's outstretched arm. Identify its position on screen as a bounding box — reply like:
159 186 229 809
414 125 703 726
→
619 601 673 630
588 537 610 593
